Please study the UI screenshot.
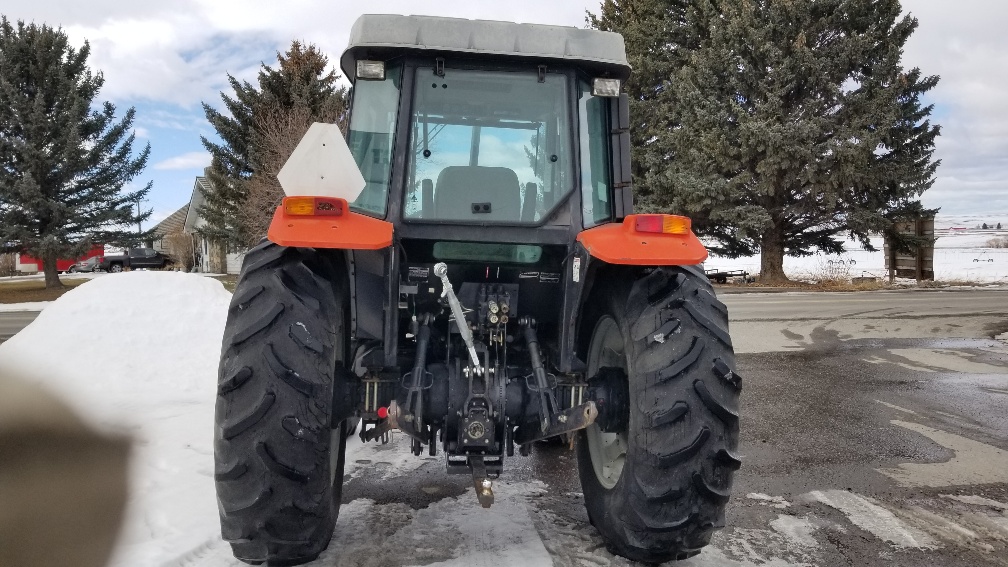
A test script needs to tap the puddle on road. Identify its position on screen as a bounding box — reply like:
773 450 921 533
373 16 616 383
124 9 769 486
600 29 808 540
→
879 420 1008 487
871 348 1008 374
732 319 1008 354
323 480 553 567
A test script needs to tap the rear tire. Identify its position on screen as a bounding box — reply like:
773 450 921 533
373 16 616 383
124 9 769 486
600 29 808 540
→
577 266 741 563
214 241 350 566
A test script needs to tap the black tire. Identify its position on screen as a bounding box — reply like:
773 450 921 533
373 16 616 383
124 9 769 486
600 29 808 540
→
576 265 741 563
110 263 123 273
214 241 350 566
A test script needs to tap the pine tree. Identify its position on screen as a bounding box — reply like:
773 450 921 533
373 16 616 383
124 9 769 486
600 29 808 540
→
201 41 349 247
588 0 710 205
590 0 940 283
0 18 151 289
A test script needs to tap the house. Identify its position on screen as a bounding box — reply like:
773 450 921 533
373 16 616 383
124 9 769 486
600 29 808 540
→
147 202 192 266
149 204 190 255
148 172 247 275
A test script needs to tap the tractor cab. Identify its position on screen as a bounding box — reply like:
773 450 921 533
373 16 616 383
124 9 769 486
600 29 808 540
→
342 14 633 230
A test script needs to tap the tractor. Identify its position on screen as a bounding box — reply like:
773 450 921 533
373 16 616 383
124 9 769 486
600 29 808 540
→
214 14 740 565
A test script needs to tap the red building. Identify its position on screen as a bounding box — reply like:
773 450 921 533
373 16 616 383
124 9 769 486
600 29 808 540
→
16 246 105 273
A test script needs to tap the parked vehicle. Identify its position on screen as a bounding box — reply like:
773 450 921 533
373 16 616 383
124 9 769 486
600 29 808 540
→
214 15 739 566
68 256 102 273
705 267 754 284
99 248 172 273
16 246 104 274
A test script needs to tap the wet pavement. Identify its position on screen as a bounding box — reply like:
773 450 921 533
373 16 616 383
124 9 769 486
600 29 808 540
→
335 289 1008 566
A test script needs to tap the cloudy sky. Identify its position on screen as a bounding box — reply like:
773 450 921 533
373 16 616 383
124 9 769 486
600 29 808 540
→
5 0 1006 225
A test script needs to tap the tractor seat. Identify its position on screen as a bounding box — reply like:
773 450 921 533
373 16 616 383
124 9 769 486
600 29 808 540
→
433 166 521 222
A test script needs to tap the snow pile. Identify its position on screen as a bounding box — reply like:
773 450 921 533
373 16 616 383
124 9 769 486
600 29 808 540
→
0 272 232 566
0 271 231 423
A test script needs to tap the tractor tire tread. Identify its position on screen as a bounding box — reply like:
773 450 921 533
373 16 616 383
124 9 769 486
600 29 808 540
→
577 266 740 564
214 241 348 566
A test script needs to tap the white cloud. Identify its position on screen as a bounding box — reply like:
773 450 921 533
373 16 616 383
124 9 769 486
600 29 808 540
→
6 0 1006 214
900 0 1008 213
145 209 173 227
153 151 210 171
9 1 587 107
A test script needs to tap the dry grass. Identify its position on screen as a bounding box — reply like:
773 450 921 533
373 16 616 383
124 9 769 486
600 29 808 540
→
717 278 890 292
987 236 1008 248
0 277 91 303
0 274 239 305
914 278 1004 289
211 275 239 293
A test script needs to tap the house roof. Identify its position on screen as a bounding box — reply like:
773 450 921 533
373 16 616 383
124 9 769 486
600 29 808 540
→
340 14 631 82
184 176 212 233
151 204 190 237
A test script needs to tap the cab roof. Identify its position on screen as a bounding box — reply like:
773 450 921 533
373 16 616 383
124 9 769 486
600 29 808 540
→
341 14 631 83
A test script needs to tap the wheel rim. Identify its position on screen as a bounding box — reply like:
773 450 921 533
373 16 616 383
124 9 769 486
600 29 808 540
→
585 315 628 489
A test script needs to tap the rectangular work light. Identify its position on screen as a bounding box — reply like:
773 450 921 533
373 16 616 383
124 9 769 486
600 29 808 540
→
592 78 621 97
356 60 386 80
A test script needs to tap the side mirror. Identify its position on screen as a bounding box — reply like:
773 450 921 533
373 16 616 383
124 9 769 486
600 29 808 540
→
610 93 633 219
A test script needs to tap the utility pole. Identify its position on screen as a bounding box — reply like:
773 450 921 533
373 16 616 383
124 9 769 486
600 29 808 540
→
135 196 145 234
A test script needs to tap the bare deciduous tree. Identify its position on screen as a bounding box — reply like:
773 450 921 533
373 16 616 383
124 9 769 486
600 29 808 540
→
163 231 195 271
236 102 347 249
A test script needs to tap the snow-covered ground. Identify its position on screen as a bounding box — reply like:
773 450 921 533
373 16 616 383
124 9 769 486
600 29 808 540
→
705 216 1008 283
0 272 232 566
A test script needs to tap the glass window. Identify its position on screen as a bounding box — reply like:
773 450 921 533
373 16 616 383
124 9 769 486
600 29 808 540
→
347 66 402 217
433 242 543 264
579 81 612 227
404 69 572 224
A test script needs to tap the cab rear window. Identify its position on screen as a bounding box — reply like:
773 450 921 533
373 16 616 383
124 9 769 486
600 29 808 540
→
432 242 542 264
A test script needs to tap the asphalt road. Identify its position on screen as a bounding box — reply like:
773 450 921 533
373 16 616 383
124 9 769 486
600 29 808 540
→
0 310 40 344
337 288 1008 567
708 289 1008 566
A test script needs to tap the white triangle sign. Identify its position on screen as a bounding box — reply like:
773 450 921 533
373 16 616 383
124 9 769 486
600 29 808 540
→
277 122 366 200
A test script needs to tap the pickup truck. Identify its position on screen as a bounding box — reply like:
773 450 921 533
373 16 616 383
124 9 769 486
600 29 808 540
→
99 248 172 273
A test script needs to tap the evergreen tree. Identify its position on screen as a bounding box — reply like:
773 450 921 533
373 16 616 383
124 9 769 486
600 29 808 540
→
588 0 709 205
590 0 940 283
201 41 349 247
0 18 151 288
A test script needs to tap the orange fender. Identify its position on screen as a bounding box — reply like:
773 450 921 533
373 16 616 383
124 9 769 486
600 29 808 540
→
577 215 708 266
266 199 393 250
